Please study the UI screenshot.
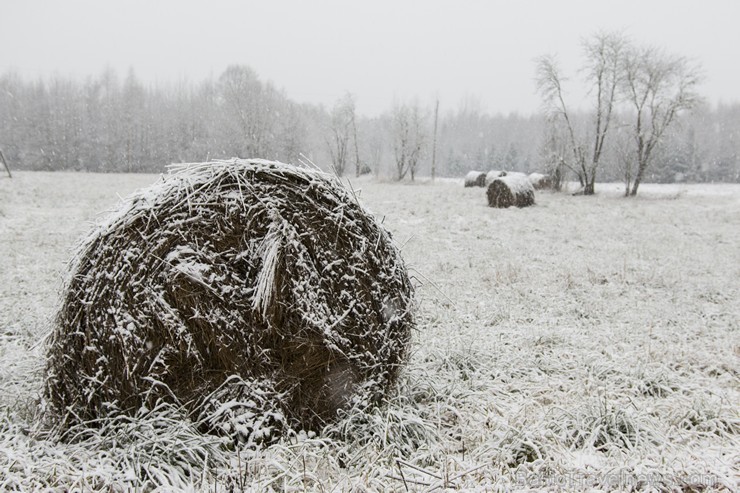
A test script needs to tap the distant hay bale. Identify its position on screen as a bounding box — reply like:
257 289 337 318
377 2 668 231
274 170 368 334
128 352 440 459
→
487 174 535 208
485 170 505 185
528 172 551 190
464 171 487 187
45 159 414 442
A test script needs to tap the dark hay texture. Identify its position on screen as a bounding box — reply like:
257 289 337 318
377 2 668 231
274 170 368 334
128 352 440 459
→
487 174 536 208
464 171 487 188
45 159 414 443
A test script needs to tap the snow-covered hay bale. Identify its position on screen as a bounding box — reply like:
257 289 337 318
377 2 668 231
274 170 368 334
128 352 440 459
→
485 170 506 185
464 171 487 187
487 174 536 208
528 172 551 190
45 159 414 441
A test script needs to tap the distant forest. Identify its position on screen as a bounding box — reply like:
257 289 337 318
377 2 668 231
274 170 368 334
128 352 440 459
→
1 66 738 183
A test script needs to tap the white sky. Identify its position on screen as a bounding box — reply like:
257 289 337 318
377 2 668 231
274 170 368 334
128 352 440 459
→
2 0 739 116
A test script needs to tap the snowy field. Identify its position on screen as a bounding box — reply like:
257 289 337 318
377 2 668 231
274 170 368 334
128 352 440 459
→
0 171 738 491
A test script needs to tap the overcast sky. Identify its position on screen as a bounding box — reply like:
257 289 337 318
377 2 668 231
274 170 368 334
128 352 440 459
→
2 0 739 116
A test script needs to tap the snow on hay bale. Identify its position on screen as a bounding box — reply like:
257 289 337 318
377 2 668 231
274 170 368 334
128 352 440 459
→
45 159 414 442
464 170 487 187
502 171 528 179
487 174 536 208
528 172 551 190
485 170 506 185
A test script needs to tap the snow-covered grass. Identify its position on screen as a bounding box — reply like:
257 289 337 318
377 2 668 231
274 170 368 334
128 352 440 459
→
1 171 738 491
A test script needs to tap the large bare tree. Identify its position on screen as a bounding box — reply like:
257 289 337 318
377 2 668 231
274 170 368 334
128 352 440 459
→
621 46 702 196
536 32 625 195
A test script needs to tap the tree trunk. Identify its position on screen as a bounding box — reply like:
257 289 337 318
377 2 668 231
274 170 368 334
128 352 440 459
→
351 114 361 177
623 159 632 196
630 159 648 196
396 156 406 181
577 170 586 188
630 171 643 196
553 162 563 191
431 99 439 182
0 149 11 178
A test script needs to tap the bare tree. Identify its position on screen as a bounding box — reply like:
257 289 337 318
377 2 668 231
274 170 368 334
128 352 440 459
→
610 124 636 192
217 65 275 159
365 117 386 177
391 101 426 181
326 94 355 176
275 101 307 164
121 69 145 172
621 46 702 196
536 32 625 195
350 106 363 177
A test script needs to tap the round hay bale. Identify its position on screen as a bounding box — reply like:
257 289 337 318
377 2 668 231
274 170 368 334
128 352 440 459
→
487 174 536 208
45 159 414 442
464 170 487 187
528 172 552 190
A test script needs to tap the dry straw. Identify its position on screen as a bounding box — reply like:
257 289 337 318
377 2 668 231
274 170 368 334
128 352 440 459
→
45 159 414 444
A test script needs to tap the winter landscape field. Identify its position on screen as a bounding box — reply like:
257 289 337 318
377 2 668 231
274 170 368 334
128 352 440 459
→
0 171 738 491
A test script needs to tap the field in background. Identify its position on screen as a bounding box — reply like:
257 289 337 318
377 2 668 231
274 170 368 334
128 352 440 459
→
0 171 738 491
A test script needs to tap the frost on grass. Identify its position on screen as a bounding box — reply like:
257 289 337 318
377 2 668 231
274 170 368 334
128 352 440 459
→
0 175 738 491
0 402 227 491
43 159 414 444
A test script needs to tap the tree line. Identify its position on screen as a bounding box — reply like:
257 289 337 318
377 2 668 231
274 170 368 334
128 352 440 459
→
0 57 738 190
